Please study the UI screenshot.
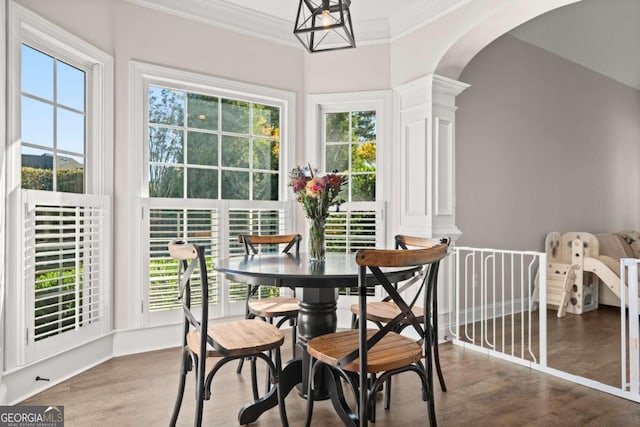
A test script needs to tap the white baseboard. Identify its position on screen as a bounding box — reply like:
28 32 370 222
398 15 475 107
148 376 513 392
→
3 335 112 405
0 384 8 405
112 324 183 357
112 315 246 357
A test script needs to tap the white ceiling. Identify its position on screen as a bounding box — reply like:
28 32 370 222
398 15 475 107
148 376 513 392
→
223 0 416 22
128 0 640 90
126 0 469 45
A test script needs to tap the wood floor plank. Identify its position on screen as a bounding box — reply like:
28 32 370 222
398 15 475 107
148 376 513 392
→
19 311 640 426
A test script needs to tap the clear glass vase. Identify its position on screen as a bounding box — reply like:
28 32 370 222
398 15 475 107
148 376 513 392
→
308 217 326 262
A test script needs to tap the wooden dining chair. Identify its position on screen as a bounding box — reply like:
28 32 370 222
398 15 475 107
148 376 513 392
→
167 241 289 427
350 235 450 412
305 239 450 427
238 233 301 351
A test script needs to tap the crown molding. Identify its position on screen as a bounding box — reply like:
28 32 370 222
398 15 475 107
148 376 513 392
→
390 0 471 41
125 0 300 47
125 0 467 48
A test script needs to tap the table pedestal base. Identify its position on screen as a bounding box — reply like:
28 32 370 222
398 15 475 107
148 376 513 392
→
238 287 338 423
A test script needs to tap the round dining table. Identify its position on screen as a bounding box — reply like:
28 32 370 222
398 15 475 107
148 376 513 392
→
215 252 420 425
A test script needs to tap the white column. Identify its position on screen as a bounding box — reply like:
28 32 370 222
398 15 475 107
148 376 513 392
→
393 74 469 342
393 74 468 240
394 75 433 237
431 74 469 240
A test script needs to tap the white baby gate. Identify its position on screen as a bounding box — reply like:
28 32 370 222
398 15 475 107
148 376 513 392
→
447 247 640 403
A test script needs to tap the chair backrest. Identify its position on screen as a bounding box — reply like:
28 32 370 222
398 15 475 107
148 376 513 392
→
390 235 451 307
238 233 302 256
168 240 212 358
338 239 450 368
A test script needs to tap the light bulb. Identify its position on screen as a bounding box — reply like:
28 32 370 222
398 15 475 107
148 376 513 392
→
321 9 332 28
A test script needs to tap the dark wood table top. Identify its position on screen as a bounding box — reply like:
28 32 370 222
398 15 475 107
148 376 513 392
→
215 252 420 288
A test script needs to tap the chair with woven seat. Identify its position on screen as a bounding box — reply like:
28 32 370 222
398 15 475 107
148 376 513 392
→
305 239 450 427
350 235 450 406
168 241 289 427
238 233 301 351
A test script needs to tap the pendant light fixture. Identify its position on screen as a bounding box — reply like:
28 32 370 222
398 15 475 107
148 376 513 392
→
294 0 356 53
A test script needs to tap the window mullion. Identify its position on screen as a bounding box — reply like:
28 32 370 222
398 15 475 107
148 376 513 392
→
52 58 58 191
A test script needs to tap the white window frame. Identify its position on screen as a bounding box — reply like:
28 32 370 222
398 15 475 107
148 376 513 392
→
306 91 392 314
130 62 296 327
5 2 114 368
0 0 8 402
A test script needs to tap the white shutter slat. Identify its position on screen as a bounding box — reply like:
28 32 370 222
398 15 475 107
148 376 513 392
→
26 194 108 342
148 208 218 312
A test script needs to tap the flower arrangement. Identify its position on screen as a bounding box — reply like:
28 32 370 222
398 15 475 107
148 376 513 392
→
289 164 347 261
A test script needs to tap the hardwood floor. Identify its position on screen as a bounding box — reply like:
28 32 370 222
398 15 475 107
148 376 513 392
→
20 326 640 427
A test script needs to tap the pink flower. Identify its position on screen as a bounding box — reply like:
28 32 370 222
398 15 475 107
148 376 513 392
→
305 177 325 198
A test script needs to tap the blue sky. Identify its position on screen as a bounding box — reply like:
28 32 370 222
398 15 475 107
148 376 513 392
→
21 44 85 162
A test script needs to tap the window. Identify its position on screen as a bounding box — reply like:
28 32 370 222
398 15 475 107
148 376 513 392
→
325 111 377 202
323 110 379 296
132 62 296 324
21 44 86 193
309 92 390 300
7 3 113 367
147 86 280 200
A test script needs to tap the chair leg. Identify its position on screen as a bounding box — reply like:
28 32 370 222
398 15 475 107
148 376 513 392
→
351 313 358 329
433 328 447 392
425 336 437 427
169 348 190 427
194 356 206 427
384 376 392 410
369 374 377 423
236 357 245 374
265 349 273 395
290 319 297 360
433 279 447 392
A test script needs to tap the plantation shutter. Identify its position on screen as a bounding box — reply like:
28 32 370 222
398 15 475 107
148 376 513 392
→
23 190 111 362
326 209 378 253
148 208 219 312
325 203 384 296
227 208 288 302
144 200 290 323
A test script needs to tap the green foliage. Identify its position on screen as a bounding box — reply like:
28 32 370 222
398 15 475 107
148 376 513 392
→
148 87 280 201
34 267 81 340
22 167 84 193
323 110 377 201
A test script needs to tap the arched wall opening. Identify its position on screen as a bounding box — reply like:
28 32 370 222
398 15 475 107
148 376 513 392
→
429 1 640 393
431 0 640 250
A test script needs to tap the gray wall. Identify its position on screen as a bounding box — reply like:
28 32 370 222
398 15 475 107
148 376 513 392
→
456 34 640 251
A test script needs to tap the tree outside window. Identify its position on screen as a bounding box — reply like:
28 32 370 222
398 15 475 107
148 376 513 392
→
325 110 376 202
148 86 280 201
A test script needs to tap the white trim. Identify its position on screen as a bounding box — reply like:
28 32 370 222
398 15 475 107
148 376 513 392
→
125 0 300 49
124 0 470 47
0 0 8 404
389 0 471 42
3 334 112 405
434 117 453 216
